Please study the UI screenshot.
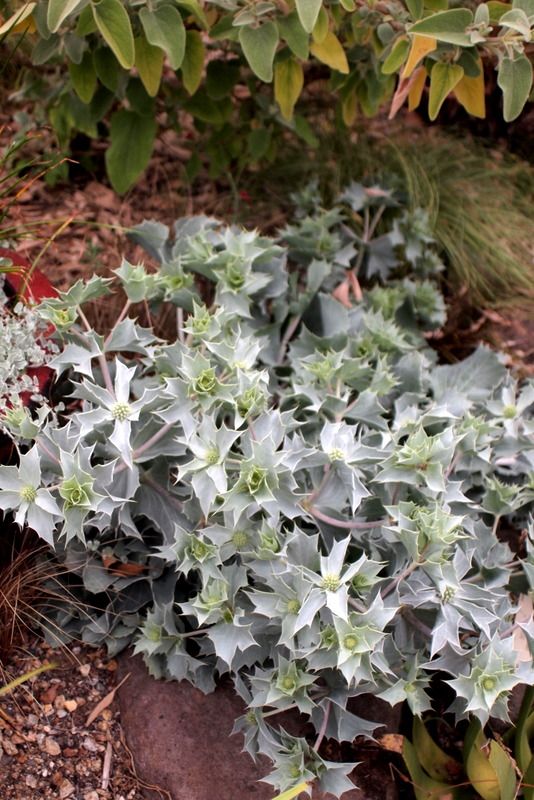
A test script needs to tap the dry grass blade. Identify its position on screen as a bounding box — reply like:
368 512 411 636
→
0 661 56 695
85 671 131 727
336 128 534 310
102 740 113 790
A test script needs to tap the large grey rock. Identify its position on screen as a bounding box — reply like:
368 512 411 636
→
117 654 397 800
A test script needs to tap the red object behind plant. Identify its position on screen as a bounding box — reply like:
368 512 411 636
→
0 248 57 403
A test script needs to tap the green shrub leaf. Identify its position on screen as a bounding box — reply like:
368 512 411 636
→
312 6 329 44
91 0 134 69
69 50 97 103
296 0 322 33
406 0 424 20
139 5 185 71
277 12 309 60
409 8 474 44
498 54 533 122
47 0 80 33
105 109 156 193
93 47 121 92
513 0 534 15
382 37 410 74
135 35 164 97
181 30 205 95
428 61 464 119
239 22 279 83
499 8 531 35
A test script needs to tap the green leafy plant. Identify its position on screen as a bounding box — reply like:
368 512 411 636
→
0 192 533 797
400 697 534 800
293 130 534 309
1 0 532 190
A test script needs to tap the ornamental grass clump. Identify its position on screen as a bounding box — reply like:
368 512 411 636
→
0 197 533 797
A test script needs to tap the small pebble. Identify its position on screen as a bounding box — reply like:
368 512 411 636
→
82 736 101 753
43 736 61 756
2 738 18 756
59 778 75 798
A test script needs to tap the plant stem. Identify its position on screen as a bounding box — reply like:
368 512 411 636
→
139 472 183 511
114 420 176 474
277 314 302 365
78 306 115 397
381 558 422 599
307 465 331 506
36 438 61 465
176 307 184 344
306 505 387 530
348 597 367 613
314 700 331 751
351 203 386 278
104 300 132 348
179 628 209 639
336 395 360 422
400 607 432 638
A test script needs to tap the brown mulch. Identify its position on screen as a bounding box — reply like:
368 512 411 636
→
0 640 142 800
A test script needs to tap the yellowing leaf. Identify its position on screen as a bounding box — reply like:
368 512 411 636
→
341 91 358 125
402 34 436 78
412 718 462 783
85 672 130 726
464 720 500 800
454 63 485 118
408 65 427 110
273 782 310 800
12 12 35 32
312 6 329 43
274 58 304 120
0 2 35 36
402 738 454 800
428 61 464 120
310 31 349 74
389 68 426 118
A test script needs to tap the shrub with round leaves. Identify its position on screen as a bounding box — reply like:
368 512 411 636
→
1 0 533 190
1 189 534 796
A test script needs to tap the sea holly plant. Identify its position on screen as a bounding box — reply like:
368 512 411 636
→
1 193 534 797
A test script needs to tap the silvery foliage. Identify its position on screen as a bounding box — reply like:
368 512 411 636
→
0 277 54 415
1 188 534 796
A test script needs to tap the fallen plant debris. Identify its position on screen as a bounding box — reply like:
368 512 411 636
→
0 639 141 800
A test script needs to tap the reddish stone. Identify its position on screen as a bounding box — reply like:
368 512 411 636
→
116 654 396 800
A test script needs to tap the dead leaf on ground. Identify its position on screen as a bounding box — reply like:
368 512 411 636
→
378 733 404 754
513 593 533 663
85 672 130 727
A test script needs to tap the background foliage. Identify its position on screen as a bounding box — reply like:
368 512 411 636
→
1 0 533 191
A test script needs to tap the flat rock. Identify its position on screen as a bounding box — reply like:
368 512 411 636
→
117 653 397 800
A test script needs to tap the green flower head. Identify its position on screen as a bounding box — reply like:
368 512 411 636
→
59 475 94 509
244 465 269 496
193 368 219 396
